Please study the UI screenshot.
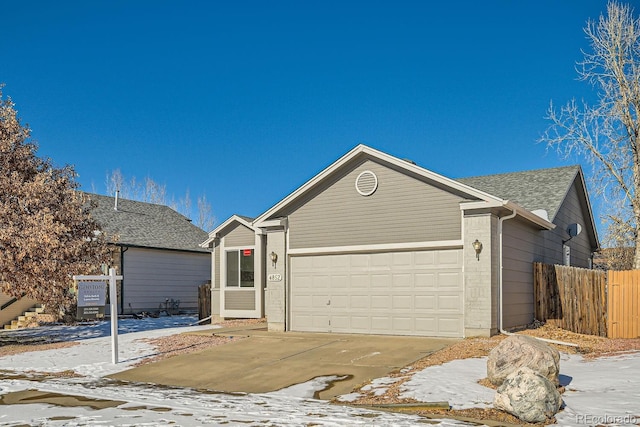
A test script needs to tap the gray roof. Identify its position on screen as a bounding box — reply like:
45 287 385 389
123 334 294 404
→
86 193 209 253
457 165 581 221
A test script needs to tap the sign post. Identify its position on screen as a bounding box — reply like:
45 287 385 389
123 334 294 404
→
73 268 123 364
108 268 118 364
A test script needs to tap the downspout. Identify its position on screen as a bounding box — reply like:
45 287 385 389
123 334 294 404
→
498 207 517 336
498 204 578 348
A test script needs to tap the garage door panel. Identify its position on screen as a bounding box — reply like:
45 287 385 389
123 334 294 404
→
371 274 391 287
415 273 437 288
331 295 349 309
414 251 436 266
371 316 392 330
350 295 370 308
438 294 463 310
370 252 392 266
415 317 437 334
371 295 391 309
438 272 462 289
392 252 412 266
437 250 461 266
392 273 412 287
350 254 370 268
351 274 369 287
290 249 463 337
392 295 413 309
349 316 371 330
414 295 436 309
393 317 413 331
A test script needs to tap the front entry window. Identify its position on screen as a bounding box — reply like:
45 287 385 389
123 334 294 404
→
226 249 254 287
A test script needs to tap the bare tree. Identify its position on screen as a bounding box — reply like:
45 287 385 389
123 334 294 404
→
0 87 111 315
542 2 640 268
104 170 215 230
197 194 215 231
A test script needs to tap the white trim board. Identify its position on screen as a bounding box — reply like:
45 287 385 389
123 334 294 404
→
287 240 464 256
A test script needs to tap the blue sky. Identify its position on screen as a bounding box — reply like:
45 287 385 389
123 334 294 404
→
2 1 609 231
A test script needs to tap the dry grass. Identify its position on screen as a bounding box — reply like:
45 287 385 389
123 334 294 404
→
134 334 236 366
0 341 78 357
131 318 265 366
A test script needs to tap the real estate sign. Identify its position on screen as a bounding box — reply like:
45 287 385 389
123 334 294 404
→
77 281 107 319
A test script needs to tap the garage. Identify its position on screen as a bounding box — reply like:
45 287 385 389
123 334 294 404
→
289 249 464 337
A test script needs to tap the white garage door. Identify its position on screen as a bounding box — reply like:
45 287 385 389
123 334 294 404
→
290 249 463 337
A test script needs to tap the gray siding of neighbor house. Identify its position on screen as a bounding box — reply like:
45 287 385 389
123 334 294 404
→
288 159 467 249
224 223 255 248
501 217 545 329
123 247 211 313
543 181 594 268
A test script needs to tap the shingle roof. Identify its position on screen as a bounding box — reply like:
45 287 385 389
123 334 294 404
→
457 165 581 221
85 193 209 253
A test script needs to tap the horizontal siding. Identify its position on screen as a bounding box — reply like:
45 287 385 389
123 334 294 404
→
123 248 211 313
545 181 593 267
289 159 465 249
502 218 545 329
224 289 255 310
224 224 255 248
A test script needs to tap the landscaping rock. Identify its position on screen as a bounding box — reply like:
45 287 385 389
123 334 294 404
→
494 367 563 423
487 334 560 386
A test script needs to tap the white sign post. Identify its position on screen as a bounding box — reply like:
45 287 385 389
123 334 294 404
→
73 268 123 364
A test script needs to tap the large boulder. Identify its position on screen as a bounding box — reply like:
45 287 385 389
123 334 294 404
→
494 367 563 423
487 334 560 386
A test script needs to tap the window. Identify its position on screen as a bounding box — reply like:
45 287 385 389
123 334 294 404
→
226 249 254 287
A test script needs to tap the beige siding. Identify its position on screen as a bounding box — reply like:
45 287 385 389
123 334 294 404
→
224 290 256 310
544 181 594 267
288 160 465 249
502 218 545 329
224 224 255 248
123 248 211 313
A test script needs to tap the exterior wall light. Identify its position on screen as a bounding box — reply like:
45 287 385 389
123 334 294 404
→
270 251 278 267
472 239 483 261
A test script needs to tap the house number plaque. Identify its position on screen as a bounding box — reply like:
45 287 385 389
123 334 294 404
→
268 273 282 282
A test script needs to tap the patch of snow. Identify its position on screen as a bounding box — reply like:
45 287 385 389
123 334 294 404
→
268 375 349 399
400 357 494 409
360 376 403 396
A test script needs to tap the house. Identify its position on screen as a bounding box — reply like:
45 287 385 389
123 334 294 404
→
201 145 599 338
87 193 211 314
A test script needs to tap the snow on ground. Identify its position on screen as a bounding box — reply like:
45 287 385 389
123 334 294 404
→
1 316 639 426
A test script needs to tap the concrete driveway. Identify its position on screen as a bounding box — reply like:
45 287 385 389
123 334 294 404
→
109 324 458 399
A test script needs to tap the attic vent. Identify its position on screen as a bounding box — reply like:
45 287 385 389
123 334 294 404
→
355 170 378 196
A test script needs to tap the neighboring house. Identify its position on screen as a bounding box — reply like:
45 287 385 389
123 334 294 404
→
87 193 211 314
201 145 599 338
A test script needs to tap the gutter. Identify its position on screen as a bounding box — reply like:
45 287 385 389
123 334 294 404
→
497 203 577 348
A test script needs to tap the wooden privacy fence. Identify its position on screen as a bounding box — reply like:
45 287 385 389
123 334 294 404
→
534 263 607 336
608 270 640 339
198 282 211 322
534 263 640 338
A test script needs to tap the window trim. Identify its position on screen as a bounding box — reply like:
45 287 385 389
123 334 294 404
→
224 246 255 288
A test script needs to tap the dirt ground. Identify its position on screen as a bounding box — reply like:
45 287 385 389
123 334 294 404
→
2 319 639 426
